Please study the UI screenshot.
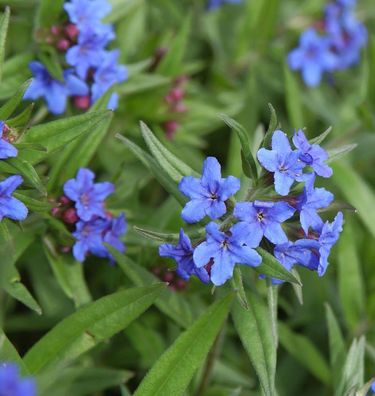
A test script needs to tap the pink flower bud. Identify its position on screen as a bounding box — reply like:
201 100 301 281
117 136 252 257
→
59 195 71 206
64 23 79 40
51 207 60 217
162 271 174 283
56 39 70 52
50 26 61 36
169 88 184 101
73 95 91 110
62 208 79 224
162 120 179 140
172 102 187 113
60 246 71 254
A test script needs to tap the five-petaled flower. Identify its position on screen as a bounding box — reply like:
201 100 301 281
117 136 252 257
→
63 168 114 221
159 229 210 283
0 175 28 222
24 62 88 115
193 222 261 286
257 130 305 196
179 156 240 223
64 0 112 28
234 200 295 245
0 362 36 396
292 129 333 177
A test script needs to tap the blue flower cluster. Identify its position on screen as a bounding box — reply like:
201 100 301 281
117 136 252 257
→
24 0 127 114
288 0 367 86
0 362 36 396
207 0 242 11
159 129 343 286
0 122 28 223
62 168 127 262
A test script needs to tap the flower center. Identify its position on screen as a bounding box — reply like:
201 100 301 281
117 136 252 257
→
221 239 229 249
80 193 90 206
257 211 264 222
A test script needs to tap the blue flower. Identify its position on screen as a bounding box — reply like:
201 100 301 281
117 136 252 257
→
64 0 112 28
24 62 88 114
63 168 114 222
193 222 261 286
72 218 108 262
0 121 17 159
288 28 337 87
0 175 28 221
371 380 375 394
257 130 305 196
234 200 295 245
66 25 115 79
292 129 333 177
91 50 127 103
207 0 242 10
179 157 240 223
103 213 127 257
289 212 344 276
292 174 334 234
159 229 210 283
0 362 36 396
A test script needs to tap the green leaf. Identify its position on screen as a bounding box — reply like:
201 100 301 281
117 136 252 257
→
116 134 186 206
337 219 365 331
232 292 276 396
284 63 304 128
326 144 357 163
13 192 53 213
336 337 365 396
140 121 198 182
278 322 331 385
43 237 92 307
7 103 34 127
39 367 133 396
230 267 249 310
35 0 64 28
0 7 10 82
156 15 191 76
325 304 346 391
47 109 113 191
0 79 31 119
219 114 258 181
24 284 166 374
332 162 375 239
133 225 205 245
0 327 28 372
133 294 233 396
261 103 279 149
110 248 193 329
255 247 301 285
310 126 332 145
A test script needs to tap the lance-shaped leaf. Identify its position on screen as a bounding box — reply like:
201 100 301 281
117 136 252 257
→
232 292 276 396
133 225 205 244
284 63 304 129
35 0 64 28
255 247 301 285
109 247 193 329
18 111 111 164
116 134 186 206
133 294 233 396
310 126 332 145
24 284 166 374
327 144 357 163
261 103 279 149
140 121 198 181
278 322 331 385
219 114 258 181
0 327 28 372
325 304 346 391
0 7 10 82
0 79 31 120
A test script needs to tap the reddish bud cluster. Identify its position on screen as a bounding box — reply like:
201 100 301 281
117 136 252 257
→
1 123 16 143
40 23 79 52
51 195 79 226
151 266 187 292
162 75 188 140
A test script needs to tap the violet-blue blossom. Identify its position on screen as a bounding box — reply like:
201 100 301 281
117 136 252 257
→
103 213 127 257
63 168 114 221
159 229 210 283
0 362 36 396
24 62 88 114
0 121 17 159
292 129 333 177
193 222 261 286
290 212 344 276
66 25 115 79
207 0 242 10
292 174 334 234
72 218 109 262
91 50 128 103
64 0 112 28
234 200 295 245
257 130 305 196
0 175 28 222
179 157 240 223
288 28 337 87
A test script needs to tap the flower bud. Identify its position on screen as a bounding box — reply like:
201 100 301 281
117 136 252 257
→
56 39 70 52
59 195 71 206
62 208 79 224
73 95 91 110
64 23 79 40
